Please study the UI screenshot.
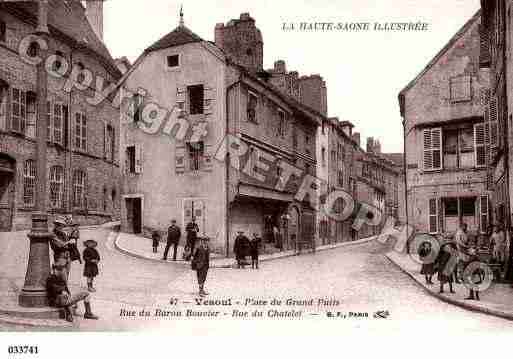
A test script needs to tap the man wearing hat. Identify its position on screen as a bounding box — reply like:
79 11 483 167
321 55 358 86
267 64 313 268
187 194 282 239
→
50 217 72 280
233 231 249 269
191 236 210 296
46 258 99 322
163 219 181 261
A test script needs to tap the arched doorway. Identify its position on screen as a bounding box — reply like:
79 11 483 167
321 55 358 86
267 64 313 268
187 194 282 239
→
0 153 16 231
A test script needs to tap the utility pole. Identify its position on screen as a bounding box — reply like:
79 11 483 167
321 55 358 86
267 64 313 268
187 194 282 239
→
18 0 52 307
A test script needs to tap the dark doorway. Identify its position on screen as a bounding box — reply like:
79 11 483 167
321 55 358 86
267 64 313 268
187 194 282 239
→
126 197 142 234
0 155 15 231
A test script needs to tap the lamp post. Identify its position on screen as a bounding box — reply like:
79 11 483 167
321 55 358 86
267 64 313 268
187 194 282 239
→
19 0 52 307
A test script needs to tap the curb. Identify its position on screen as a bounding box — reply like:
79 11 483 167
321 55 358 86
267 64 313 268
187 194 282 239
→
113 234 376 268
385 253 513 321
0 314 74 329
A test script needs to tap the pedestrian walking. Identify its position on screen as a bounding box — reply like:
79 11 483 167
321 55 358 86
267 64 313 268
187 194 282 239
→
435 241 456 294
418 241 436 285
191 237 210 296
184 218 199 261
234 231 249 268
163 219 181 261
82 239 100 293
250 233 261 269
152 230 160 254
491 224 506 268
46 258 99 322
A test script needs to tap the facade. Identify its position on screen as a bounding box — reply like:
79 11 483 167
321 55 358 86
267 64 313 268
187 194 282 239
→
0 0 121 231
481 0 513 280
120 13 320 256
399 12 492 236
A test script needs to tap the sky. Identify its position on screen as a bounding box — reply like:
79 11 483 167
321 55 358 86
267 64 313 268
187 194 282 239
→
101 0 481 153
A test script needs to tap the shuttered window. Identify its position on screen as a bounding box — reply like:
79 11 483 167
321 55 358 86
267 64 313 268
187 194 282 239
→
480 195 489 233
11 88 26 134
73 170 86 208
474 123 487 167
428 198 438 234
75 112 87 151
49 165 64 209
423 128 442 170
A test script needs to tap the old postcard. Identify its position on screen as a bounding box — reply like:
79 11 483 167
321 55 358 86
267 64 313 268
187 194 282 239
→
0 0 512 355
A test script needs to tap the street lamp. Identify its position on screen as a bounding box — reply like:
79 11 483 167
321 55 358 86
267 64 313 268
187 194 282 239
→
18 0 52 307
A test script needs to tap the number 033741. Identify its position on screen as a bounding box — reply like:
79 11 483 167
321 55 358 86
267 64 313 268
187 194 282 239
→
8 346 39 355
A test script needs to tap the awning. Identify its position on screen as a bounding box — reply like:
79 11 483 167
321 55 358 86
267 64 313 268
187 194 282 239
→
237 183 294 203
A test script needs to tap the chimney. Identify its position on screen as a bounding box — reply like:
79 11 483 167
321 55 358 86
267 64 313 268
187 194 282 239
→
215 23 224 48
86 0 104 41
366 137 374 153
36 0 49 34
274 60 286 73
352 132 361 147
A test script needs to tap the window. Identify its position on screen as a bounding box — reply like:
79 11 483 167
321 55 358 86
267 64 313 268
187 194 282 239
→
126 145 136 174
305 135 310 155
321 147 326 166
11 88 26 134
442 126 474 169
132 94 142 122
247 91 258 123
49 166 64 209
338 170 343 187
187 141 204 171
74 112 87 151
277 109 286 137
461 197 476 216
103 187 108 212
450 75 472 102
23 160 36 207
167 55 179 68
26 92 36 138
428 198 438 234
331 150 336 162
53 51 64 72
423 128 442 170
111 188 117 207
105 125 114 161
480 195 489 233
188 85 204 115
0 20 6 43
52 103 64 144
0 81 7 130
73 170 86 208
444 198 458 217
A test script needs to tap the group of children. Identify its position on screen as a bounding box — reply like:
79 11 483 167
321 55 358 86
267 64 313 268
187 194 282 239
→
51 217 101 293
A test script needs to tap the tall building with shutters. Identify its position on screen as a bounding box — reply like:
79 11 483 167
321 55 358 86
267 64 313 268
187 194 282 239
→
480 0 513 280
119 13 321 256
399 11 492 235
0 1 122 231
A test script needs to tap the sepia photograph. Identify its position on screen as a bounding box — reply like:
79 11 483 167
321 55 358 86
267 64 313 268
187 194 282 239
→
0 0 512 355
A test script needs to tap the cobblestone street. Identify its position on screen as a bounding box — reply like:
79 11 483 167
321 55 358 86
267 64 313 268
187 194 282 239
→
1 229 512 332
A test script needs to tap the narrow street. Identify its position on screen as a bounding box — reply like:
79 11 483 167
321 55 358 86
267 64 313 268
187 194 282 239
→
1 228 512 332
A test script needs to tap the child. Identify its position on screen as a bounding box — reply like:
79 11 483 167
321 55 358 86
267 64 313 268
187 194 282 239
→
250 233 261 269
152 230 161 254
83 239 100 292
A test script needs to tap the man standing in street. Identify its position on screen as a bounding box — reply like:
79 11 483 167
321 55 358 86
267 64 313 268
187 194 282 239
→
234 231 249 269
163 219 181 261
185 217 199 261
455 222 469 283
191 237 210 296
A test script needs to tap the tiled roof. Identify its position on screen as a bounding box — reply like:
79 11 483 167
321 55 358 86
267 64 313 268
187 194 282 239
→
145 25 203 52
2 0 121 78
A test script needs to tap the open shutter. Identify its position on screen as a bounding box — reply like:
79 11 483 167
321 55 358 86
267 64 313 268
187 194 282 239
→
423 129 433 170
474 123 486 167
428 198 438 234
134 144 143 174
176 86 186 115
203 144 213 172
438 198 444 233
431 128 441 169
124 146 130 175
103 122 107 159
175 144 186 174
204 86 215 116
480 195 489 233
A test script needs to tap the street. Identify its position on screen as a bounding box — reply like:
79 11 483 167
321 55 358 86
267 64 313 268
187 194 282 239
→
1 228 512 332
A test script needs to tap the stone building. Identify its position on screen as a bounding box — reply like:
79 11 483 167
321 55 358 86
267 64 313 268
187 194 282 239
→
0 0 122 231
399 11 491 235
119 13 320 256
480 0 513 279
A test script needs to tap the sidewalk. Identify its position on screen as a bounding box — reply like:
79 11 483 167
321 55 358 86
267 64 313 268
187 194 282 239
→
114 231 377 268
386 251 513 321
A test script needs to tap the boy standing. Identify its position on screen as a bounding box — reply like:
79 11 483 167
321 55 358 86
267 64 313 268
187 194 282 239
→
192 237 210 296
250 233 261 269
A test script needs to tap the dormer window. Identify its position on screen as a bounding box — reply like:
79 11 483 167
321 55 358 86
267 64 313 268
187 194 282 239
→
167 55 179 68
